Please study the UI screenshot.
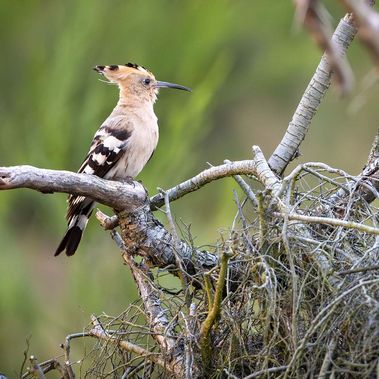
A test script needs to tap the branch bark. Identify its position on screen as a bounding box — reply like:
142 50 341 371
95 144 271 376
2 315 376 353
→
107 228 182 371
0 165 146 212
116 204 218 278
268 13 358 176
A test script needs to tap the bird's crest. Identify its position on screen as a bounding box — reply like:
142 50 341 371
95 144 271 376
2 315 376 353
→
94 62 154 78
124 62 153 75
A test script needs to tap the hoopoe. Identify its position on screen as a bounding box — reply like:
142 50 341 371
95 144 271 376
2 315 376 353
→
55 63 191 256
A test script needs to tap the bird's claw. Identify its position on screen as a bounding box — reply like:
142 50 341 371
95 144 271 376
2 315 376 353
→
124 176 136 188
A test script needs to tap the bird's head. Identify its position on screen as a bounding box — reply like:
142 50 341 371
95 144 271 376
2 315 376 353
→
94 63 191 103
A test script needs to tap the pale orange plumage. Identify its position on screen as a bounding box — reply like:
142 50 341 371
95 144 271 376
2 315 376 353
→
55 63 191 256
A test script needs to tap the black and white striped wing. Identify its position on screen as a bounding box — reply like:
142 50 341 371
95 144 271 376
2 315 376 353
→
79 129 131 176
66 129 131 220
55 128 130 256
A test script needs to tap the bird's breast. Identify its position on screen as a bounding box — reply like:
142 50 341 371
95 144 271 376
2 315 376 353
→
127 121 159 177
108 117 159 180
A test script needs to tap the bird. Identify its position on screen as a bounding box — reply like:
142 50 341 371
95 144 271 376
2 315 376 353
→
55 63 191 256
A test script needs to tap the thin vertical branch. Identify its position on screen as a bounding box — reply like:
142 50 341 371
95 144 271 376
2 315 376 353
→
317 336 337 379
281 179 298 351
224 159 258 207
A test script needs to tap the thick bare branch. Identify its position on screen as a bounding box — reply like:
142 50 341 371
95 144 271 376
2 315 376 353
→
0 165 146 212
117 204 218 277
268 13 357 176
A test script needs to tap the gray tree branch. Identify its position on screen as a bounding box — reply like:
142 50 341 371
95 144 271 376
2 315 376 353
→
0 165 220 278
151 146 280 208
0 165 147 212
117 240 184 376
268 13 358 176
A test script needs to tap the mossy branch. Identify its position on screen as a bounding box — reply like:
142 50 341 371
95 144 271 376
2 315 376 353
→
199 251 231 369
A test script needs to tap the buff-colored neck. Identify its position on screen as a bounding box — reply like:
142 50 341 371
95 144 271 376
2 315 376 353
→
109 88 155 118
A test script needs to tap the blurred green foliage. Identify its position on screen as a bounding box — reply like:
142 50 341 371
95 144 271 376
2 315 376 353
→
0 0 378 375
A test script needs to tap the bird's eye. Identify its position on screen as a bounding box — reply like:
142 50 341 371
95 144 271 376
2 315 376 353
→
143 78 151 85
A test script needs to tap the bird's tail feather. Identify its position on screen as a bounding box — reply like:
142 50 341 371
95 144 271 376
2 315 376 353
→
55 200 95 256
55 226 83 256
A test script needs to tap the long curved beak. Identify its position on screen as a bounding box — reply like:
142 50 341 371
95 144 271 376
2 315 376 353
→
155 81 192 92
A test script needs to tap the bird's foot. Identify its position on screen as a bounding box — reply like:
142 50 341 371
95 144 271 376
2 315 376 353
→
116 175 135 187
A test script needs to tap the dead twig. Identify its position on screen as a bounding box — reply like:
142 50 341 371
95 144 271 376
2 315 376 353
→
61 331 91 378
276 211 379 236
96 210 119 230
242 365 288 379
89 315 167 368
151 146 280 209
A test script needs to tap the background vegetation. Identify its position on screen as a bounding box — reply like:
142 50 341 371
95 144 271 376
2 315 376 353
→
0 0 378 375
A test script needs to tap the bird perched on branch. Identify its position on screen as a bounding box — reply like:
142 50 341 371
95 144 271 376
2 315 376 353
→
55 63 191 256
